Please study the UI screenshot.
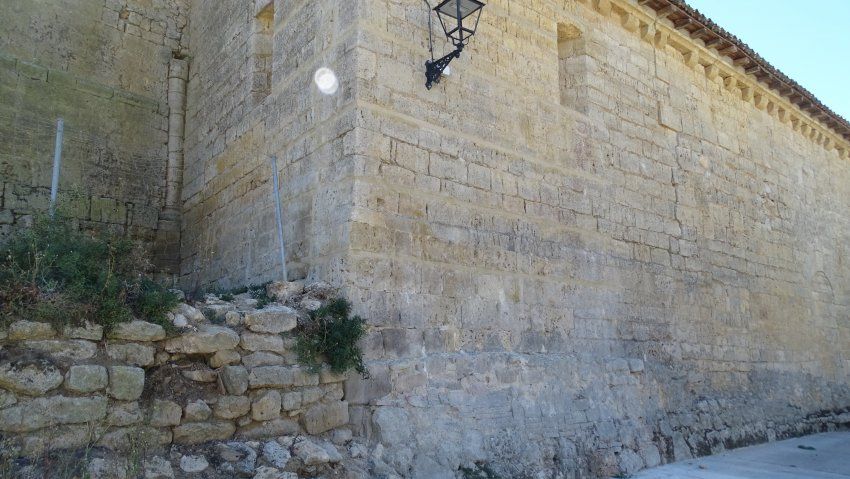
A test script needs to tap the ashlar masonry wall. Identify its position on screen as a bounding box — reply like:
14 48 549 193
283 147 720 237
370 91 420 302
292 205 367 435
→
173 0 850 477
0 0 187 247
178 0 360 289
335 0 850 478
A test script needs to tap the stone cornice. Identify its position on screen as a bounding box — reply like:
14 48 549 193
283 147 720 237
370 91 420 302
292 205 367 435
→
576 0 850 159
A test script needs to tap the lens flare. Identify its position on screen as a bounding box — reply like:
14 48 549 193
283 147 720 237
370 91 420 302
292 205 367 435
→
314 68 339 95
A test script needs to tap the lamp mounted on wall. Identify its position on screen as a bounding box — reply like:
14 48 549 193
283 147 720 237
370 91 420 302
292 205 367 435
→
425 0 485 90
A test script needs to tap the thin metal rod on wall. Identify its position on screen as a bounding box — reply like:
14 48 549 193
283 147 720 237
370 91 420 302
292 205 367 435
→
49 118 64 218
270 155 288 281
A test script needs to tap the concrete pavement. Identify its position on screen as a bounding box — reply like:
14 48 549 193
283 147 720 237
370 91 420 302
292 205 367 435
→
628 432 850 478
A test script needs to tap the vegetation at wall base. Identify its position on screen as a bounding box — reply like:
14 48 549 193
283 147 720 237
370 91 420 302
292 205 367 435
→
295 298 368 377
0 213 178 330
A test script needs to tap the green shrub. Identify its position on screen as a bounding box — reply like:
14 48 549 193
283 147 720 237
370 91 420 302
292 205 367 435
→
0 213 178 331
295 298 368 377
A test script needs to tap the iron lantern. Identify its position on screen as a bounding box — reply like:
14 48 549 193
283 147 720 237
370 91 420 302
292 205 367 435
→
425 0 485 89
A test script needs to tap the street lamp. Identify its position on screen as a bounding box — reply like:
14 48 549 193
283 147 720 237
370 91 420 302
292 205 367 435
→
425 0 485 90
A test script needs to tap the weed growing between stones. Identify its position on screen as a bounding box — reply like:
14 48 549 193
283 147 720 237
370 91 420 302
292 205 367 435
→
0 212 178 331
295 298 368 377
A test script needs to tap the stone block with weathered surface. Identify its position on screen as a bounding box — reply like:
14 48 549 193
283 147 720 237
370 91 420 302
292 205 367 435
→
107 366 145 401
243 306 298 334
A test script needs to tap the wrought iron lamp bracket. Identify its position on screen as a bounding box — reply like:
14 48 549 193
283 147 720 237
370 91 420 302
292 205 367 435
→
425 44 463 90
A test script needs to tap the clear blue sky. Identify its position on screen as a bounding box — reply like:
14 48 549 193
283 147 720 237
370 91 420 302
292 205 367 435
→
685 0 850 120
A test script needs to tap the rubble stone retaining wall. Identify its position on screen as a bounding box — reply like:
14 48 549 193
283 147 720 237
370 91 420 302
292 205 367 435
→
0 294 348 457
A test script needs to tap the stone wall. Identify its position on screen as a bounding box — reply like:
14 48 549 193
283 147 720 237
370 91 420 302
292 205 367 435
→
0 290 349 457
335 0 850 477
3 0 850 477
0 0 187 246
178 0 359 288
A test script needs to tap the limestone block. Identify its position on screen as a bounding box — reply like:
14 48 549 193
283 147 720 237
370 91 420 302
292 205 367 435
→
165 326 239 354
266 280 304 303
244 306 298 334
220 365 250 395
281 391 301 411
65 365 108 393
372 407 412 444
184 400 212 422
150 399 182 427
301 387 324 406
142 456 174 479
291 437 340 465
107 402 143 427
175 303 205 323
214 396 251 419
202 303 237 323
225 311 243 327
22 340 97 361
658 102 681 131
8 320 55 340
251 390 281 421
242 352 286 368
237 418 299 439
87 457 128 479
109 320 166 341
261 440 291 468
319 368 347 384
248 366 319 389
108 366 146 401
209 349 241 368
63 323 104 340
240 332 286 353
629 359 645 373
0 396 107 432
303 401 349 435
179 455 209 473
106 343 156 366
172 421 236 444
182 367 217 383
0 359 63 395
344 366 391 405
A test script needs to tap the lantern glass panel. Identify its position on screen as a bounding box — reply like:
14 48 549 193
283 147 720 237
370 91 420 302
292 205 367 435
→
435 0 484 20
434 0 485 44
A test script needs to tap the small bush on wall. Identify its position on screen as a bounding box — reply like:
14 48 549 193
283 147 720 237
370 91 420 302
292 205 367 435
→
0 213 178 330
295 298 368 377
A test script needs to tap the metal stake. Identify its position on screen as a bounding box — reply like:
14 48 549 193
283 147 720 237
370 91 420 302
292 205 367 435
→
270 155 288 281
49 118 64 218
